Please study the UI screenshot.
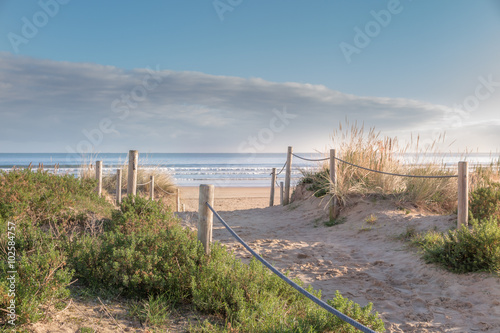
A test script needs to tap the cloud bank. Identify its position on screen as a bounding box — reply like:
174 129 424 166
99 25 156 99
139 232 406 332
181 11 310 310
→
0 52 497 154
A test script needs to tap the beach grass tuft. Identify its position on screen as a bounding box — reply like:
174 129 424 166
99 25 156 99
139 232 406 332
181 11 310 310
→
299 120 464 213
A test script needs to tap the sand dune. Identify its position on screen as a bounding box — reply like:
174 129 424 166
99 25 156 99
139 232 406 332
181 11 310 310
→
179 186 500 332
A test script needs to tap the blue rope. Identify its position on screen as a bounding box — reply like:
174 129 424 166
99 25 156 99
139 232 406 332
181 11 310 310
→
292 153 330 162
334 156 458 179
206 203 379 333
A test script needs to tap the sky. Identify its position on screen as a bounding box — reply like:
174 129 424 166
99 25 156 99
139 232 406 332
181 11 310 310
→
0 0 499 154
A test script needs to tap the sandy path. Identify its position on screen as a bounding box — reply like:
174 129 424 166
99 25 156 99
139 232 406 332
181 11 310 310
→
179 187 500 332
177 186 280 211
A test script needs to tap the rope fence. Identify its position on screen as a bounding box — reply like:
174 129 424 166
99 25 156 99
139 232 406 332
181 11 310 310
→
275 160 287 176
201 198 377 333
93 150 181 211
292 153 458 179
271 146 469 227
156 186 176 195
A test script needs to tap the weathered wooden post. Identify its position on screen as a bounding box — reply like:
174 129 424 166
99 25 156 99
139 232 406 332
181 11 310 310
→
96 161 103 197
270 167 276 206
127 150 138 197
457 161 469 227
280 181 284 206
176 188 181 212
150 175 155 200
116 169 122 205
198 184 214 255
284 146 293 205
329 149 338 220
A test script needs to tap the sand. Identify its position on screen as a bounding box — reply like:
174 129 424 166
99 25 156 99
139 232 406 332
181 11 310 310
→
178 185 500 332
177 186 280 212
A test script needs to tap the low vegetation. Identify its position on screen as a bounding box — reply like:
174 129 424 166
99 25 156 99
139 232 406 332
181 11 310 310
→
411 182 500 274
0 168 385 332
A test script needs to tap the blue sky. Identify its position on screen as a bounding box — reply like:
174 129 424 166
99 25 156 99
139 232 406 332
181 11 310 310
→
0 0 499 154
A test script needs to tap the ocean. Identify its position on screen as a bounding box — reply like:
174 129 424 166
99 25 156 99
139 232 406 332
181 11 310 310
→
0 152 498 187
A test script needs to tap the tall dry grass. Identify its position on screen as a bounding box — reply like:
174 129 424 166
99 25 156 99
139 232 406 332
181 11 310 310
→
308 121 460 212
78 153 177 199
102 163 177 198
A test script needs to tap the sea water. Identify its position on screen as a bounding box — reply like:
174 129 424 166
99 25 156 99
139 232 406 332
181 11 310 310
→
0 152 498 187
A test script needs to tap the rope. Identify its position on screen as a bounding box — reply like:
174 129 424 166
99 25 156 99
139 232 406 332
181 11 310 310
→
136 181 152 186
156 186 176 195
334 157 458 179
206 203 378 333
290 152 457 179
292 153 330 162
274 161 287 176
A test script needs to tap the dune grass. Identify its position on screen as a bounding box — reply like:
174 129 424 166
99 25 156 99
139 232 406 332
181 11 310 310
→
78 153 177 201
299 121 462 213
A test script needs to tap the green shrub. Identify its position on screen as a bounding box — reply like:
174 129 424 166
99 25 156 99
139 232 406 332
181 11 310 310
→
67 198 205 300
67 230 205 300
109 195 179 234
469 182 500 221
0 169 112 230
192 243 385 332
0 169 110 329
422 218 500 273
0 219 73 327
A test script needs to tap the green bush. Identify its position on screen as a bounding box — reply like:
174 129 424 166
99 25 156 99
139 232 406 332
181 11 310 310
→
422 218 500 273
192 243 385 332
0 169 112 229
0 219 73 327
0 169 112 329
109 195 178 234
469 183 500 221
67 198 205 300
68 228 204 299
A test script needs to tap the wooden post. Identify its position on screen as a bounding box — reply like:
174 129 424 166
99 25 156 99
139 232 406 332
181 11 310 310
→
127 150 138 197
116 169 122 205
198 184 214 255
284 146 293 205
329 149 338 220
96 161 103 197
176 188 180 212
270 168 276 207
280 181 284 206
150 175 155 200
457 161 469 227
182 204 186 212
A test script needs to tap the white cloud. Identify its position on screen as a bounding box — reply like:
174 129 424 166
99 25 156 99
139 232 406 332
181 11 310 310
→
0 52 497 153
